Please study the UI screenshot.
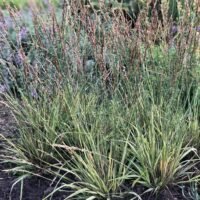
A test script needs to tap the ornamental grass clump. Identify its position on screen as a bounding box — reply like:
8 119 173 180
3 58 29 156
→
128 102 199 192
0 0 200 199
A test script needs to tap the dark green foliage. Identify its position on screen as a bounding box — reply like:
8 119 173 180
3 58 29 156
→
168 0 179 21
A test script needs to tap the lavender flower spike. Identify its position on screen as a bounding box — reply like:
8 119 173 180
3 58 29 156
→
19 26 29 42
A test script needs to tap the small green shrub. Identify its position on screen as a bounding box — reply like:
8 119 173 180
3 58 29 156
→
0 0 59 8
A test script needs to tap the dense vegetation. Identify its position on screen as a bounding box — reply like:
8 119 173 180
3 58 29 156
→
0 0 199 199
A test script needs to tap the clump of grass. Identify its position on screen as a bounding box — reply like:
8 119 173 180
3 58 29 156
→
0 0 200 199
129 104 198 192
